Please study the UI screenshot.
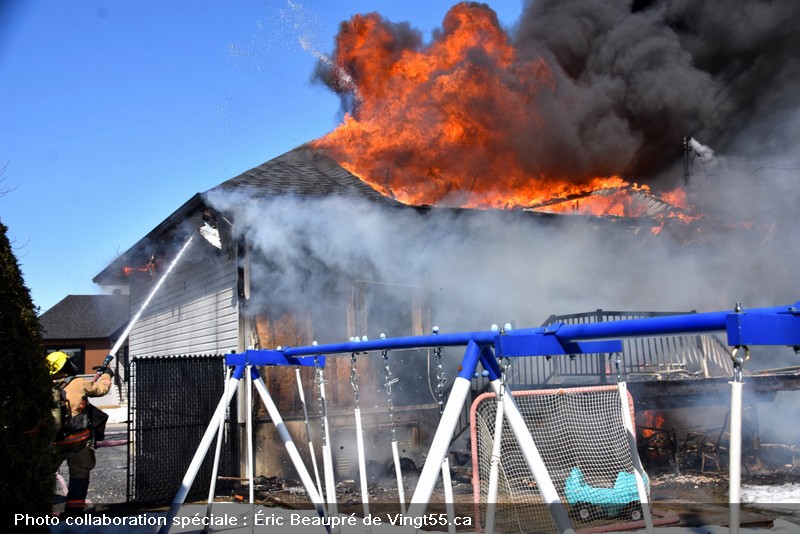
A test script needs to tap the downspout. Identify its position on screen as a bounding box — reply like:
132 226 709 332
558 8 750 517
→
236 238 252 487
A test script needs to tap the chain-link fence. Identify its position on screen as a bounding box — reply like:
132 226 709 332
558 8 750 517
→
127 354 239 503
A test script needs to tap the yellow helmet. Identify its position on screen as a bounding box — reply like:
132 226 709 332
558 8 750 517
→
46 351 70 376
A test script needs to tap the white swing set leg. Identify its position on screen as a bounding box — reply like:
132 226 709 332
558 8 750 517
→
490 378 575 534
203 366 232 530
159 365 327 534
408 341 482 517
618 381 655 534
484 371 506 534
316 367 339 518
246 364 255 503
296 367 325 500
407 342 575 534
439 455 456 534
160 368 242 534
250 367 327 516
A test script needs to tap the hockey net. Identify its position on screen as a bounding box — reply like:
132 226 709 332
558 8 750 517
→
470 384 647 533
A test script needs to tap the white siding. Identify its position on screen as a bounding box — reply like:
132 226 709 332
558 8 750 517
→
128 251 239 356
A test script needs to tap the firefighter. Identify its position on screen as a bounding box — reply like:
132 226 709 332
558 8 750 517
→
46 351 113 516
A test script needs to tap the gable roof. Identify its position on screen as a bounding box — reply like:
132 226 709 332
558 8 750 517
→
208 145 401 203
94 146 403 285
39 294 129 340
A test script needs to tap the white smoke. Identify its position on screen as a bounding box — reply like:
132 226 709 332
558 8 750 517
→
204 184 797 336
688 137 716 163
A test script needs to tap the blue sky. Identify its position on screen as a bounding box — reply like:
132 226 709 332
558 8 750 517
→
0 0 524 313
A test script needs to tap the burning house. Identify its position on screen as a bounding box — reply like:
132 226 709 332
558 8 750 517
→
92 142 800 497
93 0 800 509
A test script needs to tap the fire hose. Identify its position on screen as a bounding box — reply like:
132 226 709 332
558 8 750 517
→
92 353 114 383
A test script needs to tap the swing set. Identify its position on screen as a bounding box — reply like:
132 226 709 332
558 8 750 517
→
159 300 800 534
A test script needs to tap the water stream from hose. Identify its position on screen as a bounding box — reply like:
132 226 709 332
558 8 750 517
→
109 235 196 356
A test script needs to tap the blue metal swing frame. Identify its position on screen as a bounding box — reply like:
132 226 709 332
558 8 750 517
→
162 301 800 534
227 301 800 371
224 300 800 534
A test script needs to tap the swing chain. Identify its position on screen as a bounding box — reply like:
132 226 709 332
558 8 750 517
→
434 346 446 416
350 353 360 406
383 350 398 441
314 355 327 387
314 356 328 447
383 350 398 395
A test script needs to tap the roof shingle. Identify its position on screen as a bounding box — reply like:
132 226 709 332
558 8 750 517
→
209 145 402 204
39 294 129 340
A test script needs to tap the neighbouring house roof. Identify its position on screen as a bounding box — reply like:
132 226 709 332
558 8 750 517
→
40 294 130 340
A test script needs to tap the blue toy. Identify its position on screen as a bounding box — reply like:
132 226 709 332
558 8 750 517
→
564 467 647 522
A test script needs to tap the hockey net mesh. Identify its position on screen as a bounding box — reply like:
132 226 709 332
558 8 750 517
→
471 385 647 533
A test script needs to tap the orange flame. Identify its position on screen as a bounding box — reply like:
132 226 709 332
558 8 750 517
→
123 262 156 277
640 410 666 438
312 3 695 219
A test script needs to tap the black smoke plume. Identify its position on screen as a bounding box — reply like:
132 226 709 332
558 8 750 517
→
315 0 800 187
